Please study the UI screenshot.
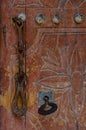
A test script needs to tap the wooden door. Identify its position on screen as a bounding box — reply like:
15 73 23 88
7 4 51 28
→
0 0 86 130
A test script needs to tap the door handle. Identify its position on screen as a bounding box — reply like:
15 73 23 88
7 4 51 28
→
11 14 27 117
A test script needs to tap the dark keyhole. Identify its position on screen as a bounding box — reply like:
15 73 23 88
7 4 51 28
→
38 96 57 115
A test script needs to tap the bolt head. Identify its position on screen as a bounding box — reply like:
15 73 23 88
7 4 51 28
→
35 14 46 25
52 14 61 24
18 13 26 21
74 14 84 24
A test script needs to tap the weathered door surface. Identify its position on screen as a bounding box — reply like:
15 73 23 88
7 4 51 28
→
0 0 86 130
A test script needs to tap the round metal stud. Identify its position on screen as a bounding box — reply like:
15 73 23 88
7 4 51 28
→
74 14 84 24
18 13 26 21
35 14 46 25
52 14 61 24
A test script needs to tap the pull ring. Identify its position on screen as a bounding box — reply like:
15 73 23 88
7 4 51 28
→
11 72 27 117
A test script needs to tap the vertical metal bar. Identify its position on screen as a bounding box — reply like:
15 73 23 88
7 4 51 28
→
11 17 27 117
3 25 7 47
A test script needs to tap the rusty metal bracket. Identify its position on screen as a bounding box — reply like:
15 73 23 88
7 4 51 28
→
3 25 7 47
11 14 27 117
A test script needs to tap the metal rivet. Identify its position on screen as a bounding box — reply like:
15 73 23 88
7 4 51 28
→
35 14 46 25
18 13 26 21
52 14 61 24
74 14 84 24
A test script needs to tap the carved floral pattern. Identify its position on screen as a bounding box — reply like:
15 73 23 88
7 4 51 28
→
36 35 86 129
10 0 86 8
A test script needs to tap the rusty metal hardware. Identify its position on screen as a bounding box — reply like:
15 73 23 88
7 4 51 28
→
18 13 26 21
35 14 46 25
38 96 57 115
38 90 54 107
52 14 61 24
74 14 84 24
3 25 7 47
11 14 27 117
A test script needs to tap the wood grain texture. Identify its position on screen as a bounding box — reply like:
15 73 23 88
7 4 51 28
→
0 0 86 130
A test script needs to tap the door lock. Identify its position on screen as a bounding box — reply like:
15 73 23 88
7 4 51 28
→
38 91 57 115
38 95 57 115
